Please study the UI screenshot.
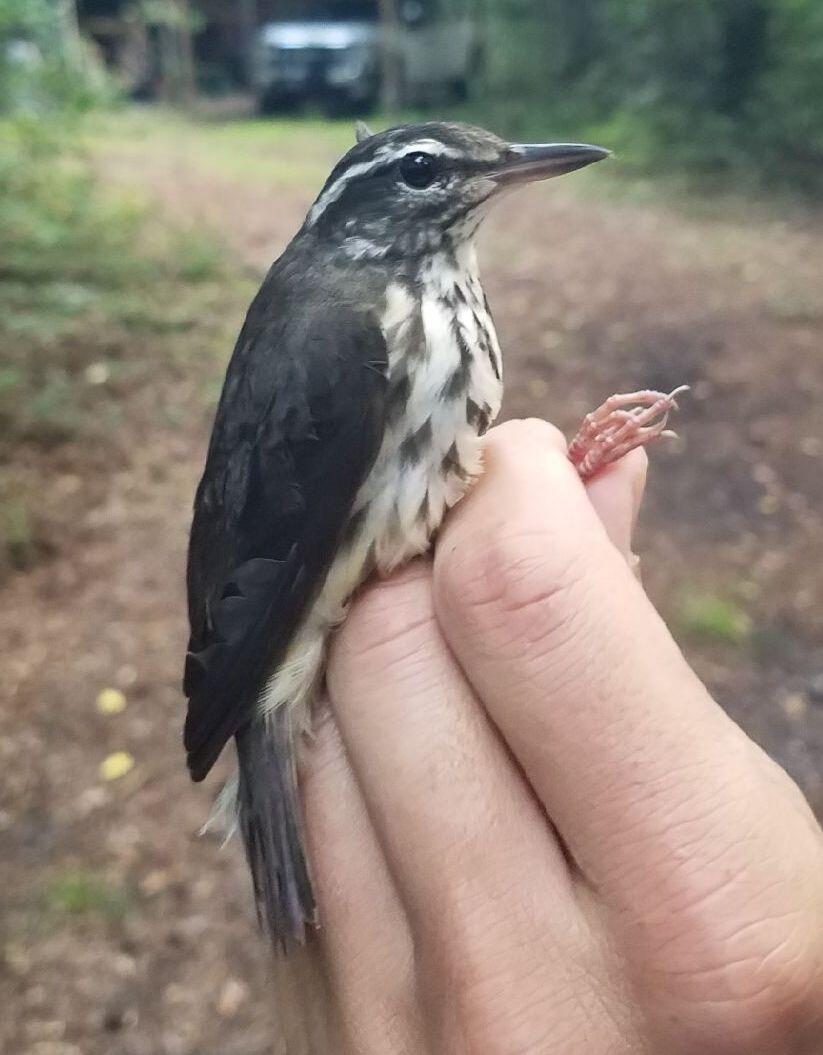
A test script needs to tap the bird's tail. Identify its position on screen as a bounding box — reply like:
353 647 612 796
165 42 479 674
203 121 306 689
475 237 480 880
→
235 708 317 948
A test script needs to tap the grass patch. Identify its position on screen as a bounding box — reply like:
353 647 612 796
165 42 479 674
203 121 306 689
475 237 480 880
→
0 490 36 569
43 871 134 923
0 120 221 451
85 108 354 190
674 590 752 646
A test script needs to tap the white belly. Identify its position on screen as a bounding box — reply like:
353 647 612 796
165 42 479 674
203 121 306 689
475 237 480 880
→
343 249 502 580
261 246 502 722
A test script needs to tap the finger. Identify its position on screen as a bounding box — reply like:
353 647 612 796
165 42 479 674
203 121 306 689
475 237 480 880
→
301 710 424 1053
327 562 573 913
434 419 763 915
326 562 608 1033
584 447 647 561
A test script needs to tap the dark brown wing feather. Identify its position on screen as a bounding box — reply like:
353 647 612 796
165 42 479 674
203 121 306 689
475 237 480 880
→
183 268 388 781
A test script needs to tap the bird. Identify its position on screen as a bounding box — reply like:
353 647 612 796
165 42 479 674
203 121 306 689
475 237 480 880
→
183 119 683 949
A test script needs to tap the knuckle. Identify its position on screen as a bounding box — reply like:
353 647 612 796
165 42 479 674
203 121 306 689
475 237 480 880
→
659 933 823 1054
638 769 823 1052
712 906 823 1048
437 518 588 652
425 915 613 1055
729 934 823 1044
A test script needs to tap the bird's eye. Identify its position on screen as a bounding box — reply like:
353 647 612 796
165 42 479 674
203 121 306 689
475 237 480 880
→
399 152 436 189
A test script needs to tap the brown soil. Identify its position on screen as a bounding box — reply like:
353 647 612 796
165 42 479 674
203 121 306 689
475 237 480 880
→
2 119 823 1055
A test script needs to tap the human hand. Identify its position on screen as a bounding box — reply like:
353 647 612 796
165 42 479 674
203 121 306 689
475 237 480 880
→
302 420 823 1054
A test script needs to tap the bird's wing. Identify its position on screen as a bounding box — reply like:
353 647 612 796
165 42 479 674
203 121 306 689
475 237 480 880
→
183 297 388 782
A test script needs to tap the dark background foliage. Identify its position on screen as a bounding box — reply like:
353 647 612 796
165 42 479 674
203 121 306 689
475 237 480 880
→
479 0 823 190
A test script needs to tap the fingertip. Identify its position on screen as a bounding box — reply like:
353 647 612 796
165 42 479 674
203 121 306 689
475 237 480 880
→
584 448 648 559
435 417 608 619
585 446 648 495
441 418 587 548
485 417 569 460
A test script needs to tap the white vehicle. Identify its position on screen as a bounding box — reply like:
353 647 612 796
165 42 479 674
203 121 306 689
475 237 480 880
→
251 0 484 115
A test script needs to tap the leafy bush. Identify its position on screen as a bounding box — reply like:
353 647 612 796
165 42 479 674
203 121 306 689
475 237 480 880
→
0 0 108 115
0 6 224 577
479 0 823 191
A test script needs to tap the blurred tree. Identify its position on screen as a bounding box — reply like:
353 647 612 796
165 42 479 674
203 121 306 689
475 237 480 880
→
377 0 402 107
478 0 823 189
716 0 770 114
0 0 106 111
139 0 197 103
748 0 823 186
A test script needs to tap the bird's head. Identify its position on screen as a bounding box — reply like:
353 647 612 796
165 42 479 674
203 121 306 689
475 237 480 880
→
303 120 609 262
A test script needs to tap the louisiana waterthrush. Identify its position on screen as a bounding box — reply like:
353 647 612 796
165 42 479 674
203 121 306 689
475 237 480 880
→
183 121 681 948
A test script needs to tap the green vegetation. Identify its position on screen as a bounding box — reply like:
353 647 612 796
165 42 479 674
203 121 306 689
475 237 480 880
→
0 6 233 576
83 106 354 188
479 0 823 193
0 114 229 573
674 589 752 646
43 870 134 922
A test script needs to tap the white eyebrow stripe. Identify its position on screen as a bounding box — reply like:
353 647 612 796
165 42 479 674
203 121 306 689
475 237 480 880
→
399 139 463 158
307 139 464 227
307 156 384 227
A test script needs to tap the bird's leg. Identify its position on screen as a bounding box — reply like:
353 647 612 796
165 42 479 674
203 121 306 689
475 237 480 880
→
568 386 689 481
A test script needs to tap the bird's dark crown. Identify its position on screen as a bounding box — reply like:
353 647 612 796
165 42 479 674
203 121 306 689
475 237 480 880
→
302 121 609 263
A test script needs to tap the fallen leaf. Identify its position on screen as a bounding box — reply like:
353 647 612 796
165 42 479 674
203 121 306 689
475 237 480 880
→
96 688 127 715
217 978 248 1017
780 693 807 720
100 752 134 782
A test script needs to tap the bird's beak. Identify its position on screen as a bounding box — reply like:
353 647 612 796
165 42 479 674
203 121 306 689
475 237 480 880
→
490 142 611 186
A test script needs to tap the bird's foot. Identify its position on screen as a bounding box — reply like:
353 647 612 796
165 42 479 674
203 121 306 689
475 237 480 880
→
568 386 689 481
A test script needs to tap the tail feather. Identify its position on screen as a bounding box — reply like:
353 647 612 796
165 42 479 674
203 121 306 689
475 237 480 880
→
235 709 317 948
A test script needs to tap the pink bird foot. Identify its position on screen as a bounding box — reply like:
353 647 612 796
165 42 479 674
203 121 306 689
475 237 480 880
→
568 386 689 481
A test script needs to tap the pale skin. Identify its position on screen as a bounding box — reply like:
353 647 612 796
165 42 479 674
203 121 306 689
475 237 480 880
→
300 419 823 1055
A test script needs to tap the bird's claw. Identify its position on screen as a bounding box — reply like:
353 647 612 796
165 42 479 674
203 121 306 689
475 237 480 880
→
568 386 689 481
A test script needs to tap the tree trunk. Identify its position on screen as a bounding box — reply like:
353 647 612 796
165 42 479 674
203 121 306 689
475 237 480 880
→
177 0 196 105
556 0 600 83
55 0 83 69
238 0 259 88
377 0 402 109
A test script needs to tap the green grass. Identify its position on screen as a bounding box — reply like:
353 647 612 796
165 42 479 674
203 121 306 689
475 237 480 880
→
43 871 134 923
674 590 752 647
85 107 355 189
0 490 35 568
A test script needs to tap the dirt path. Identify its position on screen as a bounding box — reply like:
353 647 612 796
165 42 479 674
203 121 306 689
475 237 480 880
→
3 116 823 1055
